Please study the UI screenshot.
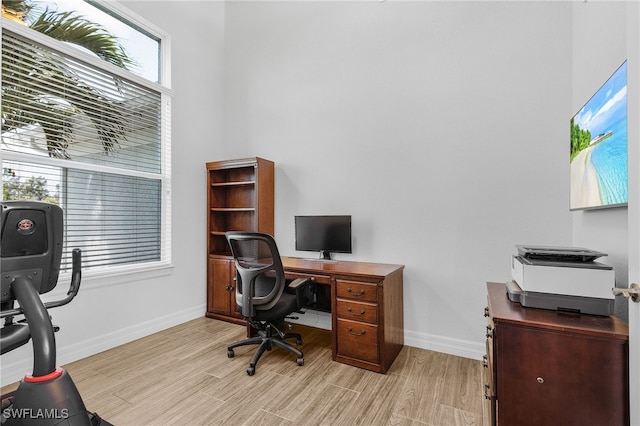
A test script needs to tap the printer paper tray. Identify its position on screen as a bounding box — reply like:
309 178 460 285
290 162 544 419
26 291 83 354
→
506 281 614 316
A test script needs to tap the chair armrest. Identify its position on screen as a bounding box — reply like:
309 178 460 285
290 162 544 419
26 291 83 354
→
288 278 310 289
286 278 312 309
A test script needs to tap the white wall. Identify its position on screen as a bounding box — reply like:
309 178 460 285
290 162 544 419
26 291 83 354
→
221 1 573 357
1 1 226 386
571 1 631 321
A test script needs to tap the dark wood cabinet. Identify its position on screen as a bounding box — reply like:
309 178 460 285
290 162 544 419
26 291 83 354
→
206 158 274 324
484 282 629 426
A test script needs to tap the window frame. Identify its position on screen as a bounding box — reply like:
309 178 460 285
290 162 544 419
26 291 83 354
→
0 2 174 288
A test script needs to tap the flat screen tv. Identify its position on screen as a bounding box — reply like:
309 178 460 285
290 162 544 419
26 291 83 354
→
295 215 352 260
570 61 628 210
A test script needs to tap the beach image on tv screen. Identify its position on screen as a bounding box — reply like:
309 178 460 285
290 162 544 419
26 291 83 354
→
570 61 628 210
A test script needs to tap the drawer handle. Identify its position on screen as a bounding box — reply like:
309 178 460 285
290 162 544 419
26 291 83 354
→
486 325 493 338
484 307 489 317
347 288 365 296
537 377 544 384
346 307 366 316
346 327 366 336
482 355 488 368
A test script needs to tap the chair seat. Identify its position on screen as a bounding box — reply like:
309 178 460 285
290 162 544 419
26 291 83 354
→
252 292 298 322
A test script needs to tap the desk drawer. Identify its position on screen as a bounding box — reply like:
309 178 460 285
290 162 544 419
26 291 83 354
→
336 279 378 303
336 299 378 324
336 319 378 363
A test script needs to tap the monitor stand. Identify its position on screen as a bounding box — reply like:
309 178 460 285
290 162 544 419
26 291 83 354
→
301 251 337 263
301 251 337 262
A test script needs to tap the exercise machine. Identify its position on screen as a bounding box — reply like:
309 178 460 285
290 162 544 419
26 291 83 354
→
1 201 110 425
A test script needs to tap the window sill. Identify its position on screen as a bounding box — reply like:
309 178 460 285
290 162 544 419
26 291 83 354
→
45 262 174 300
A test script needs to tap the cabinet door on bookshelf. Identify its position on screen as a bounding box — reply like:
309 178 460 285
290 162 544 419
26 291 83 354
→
207 258 242 320
207 258 230 316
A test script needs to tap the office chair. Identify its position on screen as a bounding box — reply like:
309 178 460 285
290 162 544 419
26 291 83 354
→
225 231 311 376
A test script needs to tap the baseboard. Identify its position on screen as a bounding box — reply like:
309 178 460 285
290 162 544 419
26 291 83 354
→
1 304 206 387
288 311 484 361
403 329 485 360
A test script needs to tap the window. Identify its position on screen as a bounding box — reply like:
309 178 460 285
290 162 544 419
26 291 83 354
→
1 1 172 275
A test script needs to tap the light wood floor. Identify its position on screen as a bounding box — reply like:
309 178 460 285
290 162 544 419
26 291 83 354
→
2 317 487 425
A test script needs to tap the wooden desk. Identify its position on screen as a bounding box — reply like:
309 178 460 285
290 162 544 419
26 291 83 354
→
282 257 404 373
484 282 629 425
281 257 404 373
206 255 404 373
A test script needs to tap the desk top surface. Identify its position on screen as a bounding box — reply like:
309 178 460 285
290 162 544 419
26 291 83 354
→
281 256 404 279
487 282 628 340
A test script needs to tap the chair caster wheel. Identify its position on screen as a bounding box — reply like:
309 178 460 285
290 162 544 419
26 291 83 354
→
297 358 304 366
227 349 235 358
247 366 255 376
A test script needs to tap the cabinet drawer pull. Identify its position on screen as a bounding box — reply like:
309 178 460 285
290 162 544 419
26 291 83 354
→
346 307 366 316
484 307 489 317
346 326 366 336
537 377 544 384
482 355 488 368
486 325 493 338
347 288 365 296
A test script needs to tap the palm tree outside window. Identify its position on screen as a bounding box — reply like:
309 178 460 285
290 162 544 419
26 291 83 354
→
1 0 172 274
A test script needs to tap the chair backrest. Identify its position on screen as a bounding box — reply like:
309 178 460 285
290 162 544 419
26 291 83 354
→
225 232 286 319
1 201 64 303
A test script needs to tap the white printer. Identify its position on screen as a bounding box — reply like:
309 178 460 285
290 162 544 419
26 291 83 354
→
507 245 615 316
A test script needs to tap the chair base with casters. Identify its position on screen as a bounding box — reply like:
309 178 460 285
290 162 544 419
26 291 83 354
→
227 320 304 376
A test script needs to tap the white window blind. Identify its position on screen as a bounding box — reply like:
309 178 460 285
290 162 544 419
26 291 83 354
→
1 21 171 273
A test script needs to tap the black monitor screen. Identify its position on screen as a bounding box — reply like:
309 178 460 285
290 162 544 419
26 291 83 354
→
295 215 351 259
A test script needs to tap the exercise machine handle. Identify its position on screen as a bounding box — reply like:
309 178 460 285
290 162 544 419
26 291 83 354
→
1 249 82 318
45 248 82 310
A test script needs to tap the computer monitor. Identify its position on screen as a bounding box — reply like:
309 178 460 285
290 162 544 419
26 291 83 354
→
294 215 352 260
